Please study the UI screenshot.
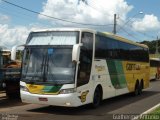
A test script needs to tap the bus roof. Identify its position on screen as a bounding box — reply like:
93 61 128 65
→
29 28 96 33
29 28 148 49
100 32 148 49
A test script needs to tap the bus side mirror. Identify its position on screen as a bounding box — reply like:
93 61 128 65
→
11 45 25 61
72 44 82 63
11 46 17 61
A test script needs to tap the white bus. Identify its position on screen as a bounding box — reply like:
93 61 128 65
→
20 28 150 107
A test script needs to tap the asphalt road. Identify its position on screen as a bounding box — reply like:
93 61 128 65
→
0 80 160 120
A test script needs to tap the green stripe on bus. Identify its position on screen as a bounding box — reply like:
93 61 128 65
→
107 60 127 89
42 86 62 93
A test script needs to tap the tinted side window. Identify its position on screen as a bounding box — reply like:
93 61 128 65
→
77 32 93 87
106 38 119 59
95 35 119 59
95 35 107 59
95 34 149 62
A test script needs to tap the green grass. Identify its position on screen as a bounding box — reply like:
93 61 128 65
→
151 107 160 114
139 107 160 120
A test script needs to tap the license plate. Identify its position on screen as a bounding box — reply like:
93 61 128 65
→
38 97 48 101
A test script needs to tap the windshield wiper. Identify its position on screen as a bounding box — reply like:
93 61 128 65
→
41 51 50 82
23 79 36 84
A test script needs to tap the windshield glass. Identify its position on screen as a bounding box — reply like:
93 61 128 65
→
22 47 76 85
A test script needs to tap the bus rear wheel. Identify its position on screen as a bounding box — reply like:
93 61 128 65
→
134 80 143 96
138 80 143 95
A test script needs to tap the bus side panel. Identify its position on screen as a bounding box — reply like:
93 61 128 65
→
76 59 117 105
150 67 157 80
106 60 127 89
157 67 160 79
93 60 116 99
106 60 150 93
89 60 150 102
106 60 130 96
91 59 130 100
122 61 150 92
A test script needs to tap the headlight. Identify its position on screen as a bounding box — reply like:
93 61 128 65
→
20 85 29 92
59 88 76 94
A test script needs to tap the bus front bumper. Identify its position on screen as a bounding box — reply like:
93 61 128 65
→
20 91 82 107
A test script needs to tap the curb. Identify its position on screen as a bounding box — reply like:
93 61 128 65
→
132 103 160 120
141 103 160 115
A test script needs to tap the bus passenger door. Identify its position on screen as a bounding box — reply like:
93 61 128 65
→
76 32 93 103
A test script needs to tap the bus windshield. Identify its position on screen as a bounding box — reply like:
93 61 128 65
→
22 47 76 85
21 31 79 85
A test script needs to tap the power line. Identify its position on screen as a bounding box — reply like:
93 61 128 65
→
84 0 111 17
117 16 156 40
89 0 104 10
85 1 156 40
117 18 143 38
1 0 113 27
62 0 142 40
117 12 143 33
119 26 142 41
0 5 52 26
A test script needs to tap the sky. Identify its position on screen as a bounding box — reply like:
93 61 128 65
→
0 0 160 49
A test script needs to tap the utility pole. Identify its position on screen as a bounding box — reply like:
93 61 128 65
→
113 14 117 34
155 36 159 56
116 12 143 33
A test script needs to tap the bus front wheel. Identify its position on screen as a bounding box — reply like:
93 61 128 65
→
92 87 102 108
134 81 139 96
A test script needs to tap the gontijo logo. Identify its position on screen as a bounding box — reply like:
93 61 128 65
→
126 63 140 71
79 90 89 103
95 65 105 72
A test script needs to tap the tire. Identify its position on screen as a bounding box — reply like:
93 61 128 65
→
138 81 143 95
6 89 20 99
92 87 102 108
134 82 139 96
